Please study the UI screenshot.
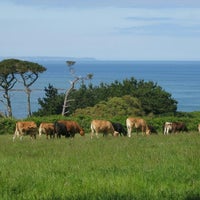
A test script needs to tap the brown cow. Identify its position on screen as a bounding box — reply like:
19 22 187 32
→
126 117 150 137
56 120 84 138
171 122 188 133
90 119 119 139
13 121 37 141
38 122 55 139
147 125 158 135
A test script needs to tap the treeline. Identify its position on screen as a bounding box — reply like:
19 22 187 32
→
33 77 177 117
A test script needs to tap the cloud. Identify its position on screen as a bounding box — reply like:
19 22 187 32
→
116 8 200 37
2 0 200 8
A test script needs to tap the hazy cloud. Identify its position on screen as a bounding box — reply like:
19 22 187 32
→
2 0 200 8
115 8 200 37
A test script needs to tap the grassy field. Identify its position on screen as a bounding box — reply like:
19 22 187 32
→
0 133 200 200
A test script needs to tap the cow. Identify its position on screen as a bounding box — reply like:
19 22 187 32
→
163 122 173 135
54 121 70 138
126 117 150 137
198 124 200 133
38 122 55 139
111 122 127 136
55 120 84 138
171 122 188 133
147 125 158 135
91 120 119 139
13 121 37 141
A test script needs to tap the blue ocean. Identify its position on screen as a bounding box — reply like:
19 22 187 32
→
1 59 200 119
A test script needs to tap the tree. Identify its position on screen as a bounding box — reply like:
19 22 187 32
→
16 60 46 117
0 59 19 117
61 61 93 116
73 95 144 118
34 77 177 116
33 84 64 116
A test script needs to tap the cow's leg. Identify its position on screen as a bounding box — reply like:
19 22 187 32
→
163 127 166 135
95 131 99 138
90 127 96 139
90 129 94 139
141 126 144 136
127 126 132 137
20 133 23 140
13 127 20 141
13 131 17 141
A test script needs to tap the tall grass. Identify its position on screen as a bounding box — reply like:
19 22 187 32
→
0 133 199 199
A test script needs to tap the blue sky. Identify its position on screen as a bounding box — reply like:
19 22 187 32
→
0 0 200 60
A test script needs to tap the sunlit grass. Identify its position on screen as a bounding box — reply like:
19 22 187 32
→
0 133 200 199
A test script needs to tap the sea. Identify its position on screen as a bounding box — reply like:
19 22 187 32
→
0 58 200 119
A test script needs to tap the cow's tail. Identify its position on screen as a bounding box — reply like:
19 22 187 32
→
38 124 43 137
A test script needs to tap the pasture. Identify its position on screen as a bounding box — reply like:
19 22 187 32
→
0 133 200 200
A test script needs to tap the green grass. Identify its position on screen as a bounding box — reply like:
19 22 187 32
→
0 133 200 199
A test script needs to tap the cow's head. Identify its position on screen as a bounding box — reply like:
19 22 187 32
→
80 129 85 136
113 131 119 137
145 126 151 136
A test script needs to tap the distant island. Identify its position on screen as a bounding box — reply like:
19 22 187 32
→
0 56 97 62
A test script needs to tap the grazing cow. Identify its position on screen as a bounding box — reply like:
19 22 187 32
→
111 122 127 136
126 117 150 137
147 125 158 135
54 121 70 138
55 120 84 138
163 122 173 135
171 122 188 133
198 124 200 133
13 121 37 141
91 120 119 139
38 122 55 139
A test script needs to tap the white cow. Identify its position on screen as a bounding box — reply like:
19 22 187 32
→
126 117 150 137
163 122 173 135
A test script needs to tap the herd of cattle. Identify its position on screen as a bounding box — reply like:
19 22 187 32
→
12 117 199 141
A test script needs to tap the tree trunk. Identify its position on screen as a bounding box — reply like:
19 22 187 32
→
25 87 32 117
61 77 79 116
4 90 12 117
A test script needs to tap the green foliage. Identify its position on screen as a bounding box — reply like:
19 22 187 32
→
73 95 144 118
0 59 18 89
0 134 199 199
35 77 177 117
16 60 46 74
33 84 64 116
0 118 16 135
